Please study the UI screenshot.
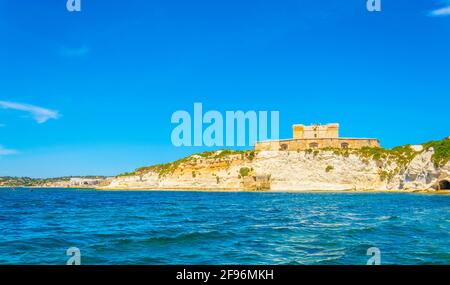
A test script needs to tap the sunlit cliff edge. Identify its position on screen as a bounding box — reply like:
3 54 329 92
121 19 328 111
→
100 138 450 192
2 124 449 192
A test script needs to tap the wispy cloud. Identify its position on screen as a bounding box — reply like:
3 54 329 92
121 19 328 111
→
0 146 17 156
60 45 90 57
429 1 450 16
0 101 60 124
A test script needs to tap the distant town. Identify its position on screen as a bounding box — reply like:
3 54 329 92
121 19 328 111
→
0 176 110 188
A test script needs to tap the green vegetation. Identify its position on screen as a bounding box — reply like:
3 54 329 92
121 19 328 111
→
239 167 251 177
118 152 200 178
117 172 135 177
323 138 450 181
323 145 417 181
117 149 256 178
196 149 253 160
115 138 450 181
423 138 450 167
4 139 448 187
247 151 256 160
378 170 396 182
0 177 60 186
353 138 450 169
356 145 417 168
0 176 105 187
321 144 417 168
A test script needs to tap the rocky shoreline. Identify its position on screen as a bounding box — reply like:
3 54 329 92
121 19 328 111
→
101 139 450 192
3 139 449 193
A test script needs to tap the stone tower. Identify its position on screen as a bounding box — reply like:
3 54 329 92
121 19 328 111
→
293 123 339 139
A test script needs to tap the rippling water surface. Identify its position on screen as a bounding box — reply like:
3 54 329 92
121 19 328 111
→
0 188 449 264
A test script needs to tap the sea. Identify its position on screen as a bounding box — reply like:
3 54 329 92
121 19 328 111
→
0 188 448 265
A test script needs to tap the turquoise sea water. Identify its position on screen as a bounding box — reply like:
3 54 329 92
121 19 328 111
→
0 188 449 265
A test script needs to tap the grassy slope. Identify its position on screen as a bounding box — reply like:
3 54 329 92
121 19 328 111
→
117 138 450 179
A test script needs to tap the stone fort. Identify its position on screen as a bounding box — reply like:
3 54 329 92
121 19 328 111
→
255 123 380 151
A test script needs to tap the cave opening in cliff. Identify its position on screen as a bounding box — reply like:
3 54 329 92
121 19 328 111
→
438 180 450 190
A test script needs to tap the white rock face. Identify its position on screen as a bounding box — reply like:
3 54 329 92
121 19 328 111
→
401 149 439 190
252 150 382 191
410 145 424 152
104 148 450 191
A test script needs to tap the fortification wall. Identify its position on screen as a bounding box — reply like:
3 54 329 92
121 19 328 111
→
293 123 339 139
255 138 380 151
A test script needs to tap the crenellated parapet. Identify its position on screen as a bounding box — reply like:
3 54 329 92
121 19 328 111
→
256 123 380 151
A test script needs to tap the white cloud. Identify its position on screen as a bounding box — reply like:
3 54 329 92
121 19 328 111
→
429 1 450 16
0 101 60 124
0 146 17 156
429 6 450 16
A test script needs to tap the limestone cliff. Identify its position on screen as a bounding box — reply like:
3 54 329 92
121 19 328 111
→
103 139 450 192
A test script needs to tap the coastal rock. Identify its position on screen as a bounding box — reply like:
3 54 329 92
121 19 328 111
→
103 143 450 191
401 148 439 190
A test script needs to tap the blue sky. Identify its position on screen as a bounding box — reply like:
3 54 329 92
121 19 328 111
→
1 0 449 178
